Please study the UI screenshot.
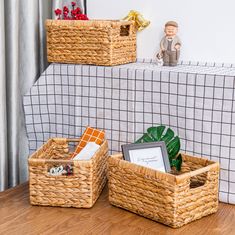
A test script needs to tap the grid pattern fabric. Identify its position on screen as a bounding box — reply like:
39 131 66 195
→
23 59 235 204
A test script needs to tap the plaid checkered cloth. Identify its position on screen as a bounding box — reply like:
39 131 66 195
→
23 59 235 204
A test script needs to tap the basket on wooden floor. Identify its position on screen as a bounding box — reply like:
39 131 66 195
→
108 154 219 228
46 19 137 66
28 138 109 208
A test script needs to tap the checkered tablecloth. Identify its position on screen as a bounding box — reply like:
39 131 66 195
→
23 59 235 204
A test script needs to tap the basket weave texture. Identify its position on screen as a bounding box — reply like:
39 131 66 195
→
28 138 109 208
46 19 137 66
108 154 219 228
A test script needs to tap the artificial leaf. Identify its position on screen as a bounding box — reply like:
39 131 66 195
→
143 133 155 142
172 154 182 171
167 137 180 159
160 128 174 145
167 137 180 156
147 126 165 141
177 154 183 171
135 133 154 143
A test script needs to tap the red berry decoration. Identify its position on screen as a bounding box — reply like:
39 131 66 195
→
75 7 81 14
63 6 69 13
54 9 62 15
54 2 88 21
54 9 62 19
71 10 76 16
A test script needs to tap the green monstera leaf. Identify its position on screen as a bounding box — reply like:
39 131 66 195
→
135 125 182 171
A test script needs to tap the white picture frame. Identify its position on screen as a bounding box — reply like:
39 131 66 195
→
122 142 171 173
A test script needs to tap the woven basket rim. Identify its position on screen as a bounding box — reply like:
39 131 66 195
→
28 138 108 164
46 19 134 27
109 153 219 184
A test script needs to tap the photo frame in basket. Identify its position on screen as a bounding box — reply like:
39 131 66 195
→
122 141 171 173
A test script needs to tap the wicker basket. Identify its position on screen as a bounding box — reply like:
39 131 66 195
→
46 19 136 66
28 138 109 208
108 154 219 228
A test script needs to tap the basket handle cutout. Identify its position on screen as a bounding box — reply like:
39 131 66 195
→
120 25 130 36
189 170 209 189
189 166 210 189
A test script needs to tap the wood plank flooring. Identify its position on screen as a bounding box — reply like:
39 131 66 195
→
0 183 235 235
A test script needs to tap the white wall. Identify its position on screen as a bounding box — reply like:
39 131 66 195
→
88 0 235 63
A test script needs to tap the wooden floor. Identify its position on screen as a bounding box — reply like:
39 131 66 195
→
0 183 235 235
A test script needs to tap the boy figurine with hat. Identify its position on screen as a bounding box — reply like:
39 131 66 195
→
159 21 181 66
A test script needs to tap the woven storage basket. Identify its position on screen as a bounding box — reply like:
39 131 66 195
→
28 138 108 208
46 19 136 66
108 154 219 228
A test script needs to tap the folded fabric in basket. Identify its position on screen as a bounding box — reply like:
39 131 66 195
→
72 126 105 158
73 142 100 160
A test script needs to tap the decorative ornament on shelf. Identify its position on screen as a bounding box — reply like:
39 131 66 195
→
54 1 89 20
123 10 150 31
135 125 182 171
158 21 181 66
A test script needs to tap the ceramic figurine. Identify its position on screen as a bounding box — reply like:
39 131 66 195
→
159 21 181 66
